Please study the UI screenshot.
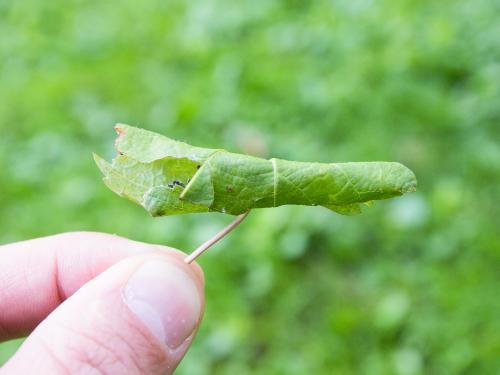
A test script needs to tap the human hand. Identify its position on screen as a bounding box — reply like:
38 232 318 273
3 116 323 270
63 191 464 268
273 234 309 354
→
0 232 204 375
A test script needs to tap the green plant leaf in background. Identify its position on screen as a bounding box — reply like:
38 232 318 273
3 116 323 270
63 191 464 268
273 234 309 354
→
94 125 417 216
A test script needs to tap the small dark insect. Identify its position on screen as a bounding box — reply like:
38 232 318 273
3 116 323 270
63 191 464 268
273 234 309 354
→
226 185 233 193
167 180 185 189
196 165 201 170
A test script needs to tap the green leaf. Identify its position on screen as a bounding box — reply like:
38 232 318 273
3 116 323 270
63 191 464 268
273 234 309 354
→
94 124 417 216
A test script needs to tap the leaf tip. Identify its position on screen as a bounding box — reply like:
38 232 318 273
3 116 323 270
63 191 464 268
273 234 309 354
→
114 123 130 134
113 123 131 151
399 166 418 194
92 152 103 165
93 153 111 175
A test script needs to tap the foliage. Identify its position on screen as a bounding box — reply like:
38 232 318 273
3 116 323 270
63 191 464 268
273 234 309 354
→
1 0 499 374
95 124 417 216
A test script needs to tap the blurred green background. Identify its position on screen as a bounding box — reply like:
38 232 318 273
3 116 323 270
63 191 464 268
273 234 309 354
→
1 0 499 374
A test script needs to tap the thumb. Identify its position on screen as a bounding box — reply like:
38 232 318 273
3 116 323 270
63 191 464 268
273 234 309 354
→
2 254 205 375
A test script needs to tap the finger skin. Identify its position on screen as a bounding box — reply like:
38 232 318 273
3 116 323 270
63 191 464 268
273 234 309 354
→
1 254 205 375
0 232 203 341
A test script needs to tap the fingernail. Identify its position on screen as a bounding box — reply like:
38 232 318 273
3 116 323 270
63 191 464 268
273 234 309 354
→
123 260 202 349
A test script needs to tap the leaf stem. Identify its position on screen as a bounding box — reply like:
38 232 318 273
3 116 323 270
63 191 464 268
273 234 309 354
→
184 211 251 264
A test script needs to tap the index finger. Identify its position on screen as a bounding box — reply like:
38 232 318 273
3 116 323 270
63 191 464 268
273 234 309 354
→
0 231 203 342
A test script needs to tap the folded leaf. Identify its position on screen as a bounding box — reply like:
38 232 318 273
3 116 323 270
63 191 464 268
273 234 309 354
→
95 124 417 216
